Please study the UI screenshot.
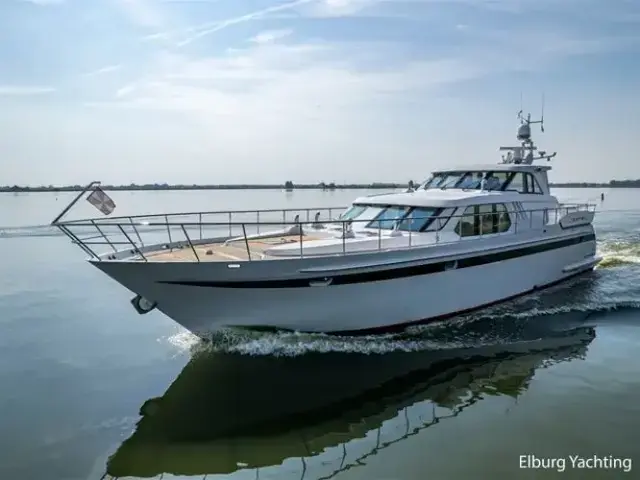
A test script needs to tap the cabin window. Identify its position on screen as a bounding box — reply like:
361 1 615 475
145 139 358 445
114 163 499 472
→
367 206 411 229
484 171 510 191
458 172 485 189
397 207 441 232
454 206 476 237
438 173 464 189
506 173 525 192
454 204 512 237
422 173 446 189
424 170 521 191
528 174 544 194
340 205 367 220
504 172 543 194
423 172 466 189
496 204 512 232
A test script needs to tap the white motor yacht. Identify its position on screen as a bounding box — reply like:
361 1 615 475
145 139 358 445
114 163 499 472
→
52 112 601 336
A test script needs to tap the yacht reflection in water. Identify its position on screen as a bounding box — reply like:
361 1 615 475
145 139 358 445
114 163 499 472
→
105 315 596 480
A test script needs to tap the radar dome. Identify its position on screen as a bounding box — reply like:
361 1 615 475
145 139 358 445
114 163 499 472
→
517 123 531 141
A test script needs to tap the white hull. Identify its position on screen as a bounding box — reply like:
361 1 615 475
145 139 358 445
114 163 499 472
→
93 229 599 336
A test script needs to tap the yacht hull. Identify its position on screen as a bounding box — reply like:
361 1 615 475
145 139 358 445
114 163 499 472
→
92 231 599 336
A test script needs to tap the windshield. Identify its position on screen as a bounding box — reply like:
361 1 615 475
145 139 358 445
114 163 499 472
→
366 206 444 231
339 205 367 220
422 171 511 191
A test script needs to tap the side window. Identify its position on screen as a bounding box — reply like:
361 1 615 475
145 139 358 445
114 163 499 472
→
368 206 410 229
423 174 445 189
483 171 509 191
478 204 493 234
532 176 543 194
454 206 476 237
340 205 366 220
507 172 525 193
524 173 543 194
495 203 512 232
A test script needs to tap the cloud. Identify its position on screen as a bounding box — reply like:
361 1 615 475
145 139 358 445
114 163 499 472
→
102 24 636 111
112 0 167 27
82 65 123 77
250 29 293 44
0 85 56 96
302 0 377 17
19 0 65 5
145 0 316 47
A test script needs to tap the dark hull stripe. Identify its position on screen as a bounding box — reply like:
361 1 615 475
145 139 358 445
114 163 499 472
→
158 233 596 289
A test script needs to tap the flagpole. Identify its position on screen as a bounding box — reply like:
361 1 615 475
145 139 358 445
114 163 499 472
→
50 180 101 225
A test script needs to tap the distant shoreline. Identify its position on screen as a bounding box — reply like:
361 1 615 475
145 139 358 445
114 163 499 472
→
0 181 637 193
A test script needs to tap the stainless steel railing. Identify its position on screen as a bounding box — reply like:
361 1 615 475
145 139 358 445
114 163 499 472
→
53 203 596 262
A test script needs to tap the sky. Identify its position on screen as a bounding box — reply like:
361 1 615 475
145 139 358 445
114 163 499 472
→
1 0 640 186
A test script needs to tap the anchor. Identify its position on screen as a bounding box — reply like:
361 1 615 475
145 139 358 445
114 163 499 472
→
130 294 157 315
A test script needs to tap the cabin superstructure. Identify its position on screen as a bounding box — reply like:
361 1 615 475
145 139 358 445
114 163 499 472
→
332 110 563 248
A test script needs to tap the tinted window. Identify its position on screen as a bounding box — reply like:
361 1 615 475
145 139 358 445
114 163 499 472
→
438 173 464 189
454 206 476 237
423 173 446 189
505 172 543 194
454 204 512 237
506 172 526 193
397 207 439 232
478 204 494 234
367 206 410 229
458 172 485 189
484 171 510 191
496 204 512 232
529 174 543 194
340 205 366 220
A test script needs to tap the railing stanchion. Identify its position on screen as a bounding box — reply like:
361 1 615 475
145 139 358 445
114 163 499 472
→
299 223 304 258
199 213 203 240
91 220 117 252
129 217 145 247
256 211 260 234
165 215 173 251
228 212 232 237
60 225 99 259
117 225 147 261
241 223 252 261
181 225 200 262
342 221 346 254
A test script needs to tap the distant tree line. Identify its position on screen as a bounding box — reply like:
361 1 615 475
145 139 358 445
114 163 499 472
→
0 181 416 192
2 178 639 193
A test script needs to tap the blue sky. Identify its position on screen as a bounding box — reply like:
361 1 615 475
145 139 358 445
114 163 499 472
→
1 0 640 185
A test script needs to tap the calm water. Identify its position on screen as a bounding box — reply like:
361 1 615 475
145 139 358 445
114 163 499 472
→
1 188 640 480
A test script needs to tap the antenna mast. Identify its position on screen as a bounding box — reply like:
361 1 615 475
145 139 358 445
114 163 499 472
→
500 94 556 165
